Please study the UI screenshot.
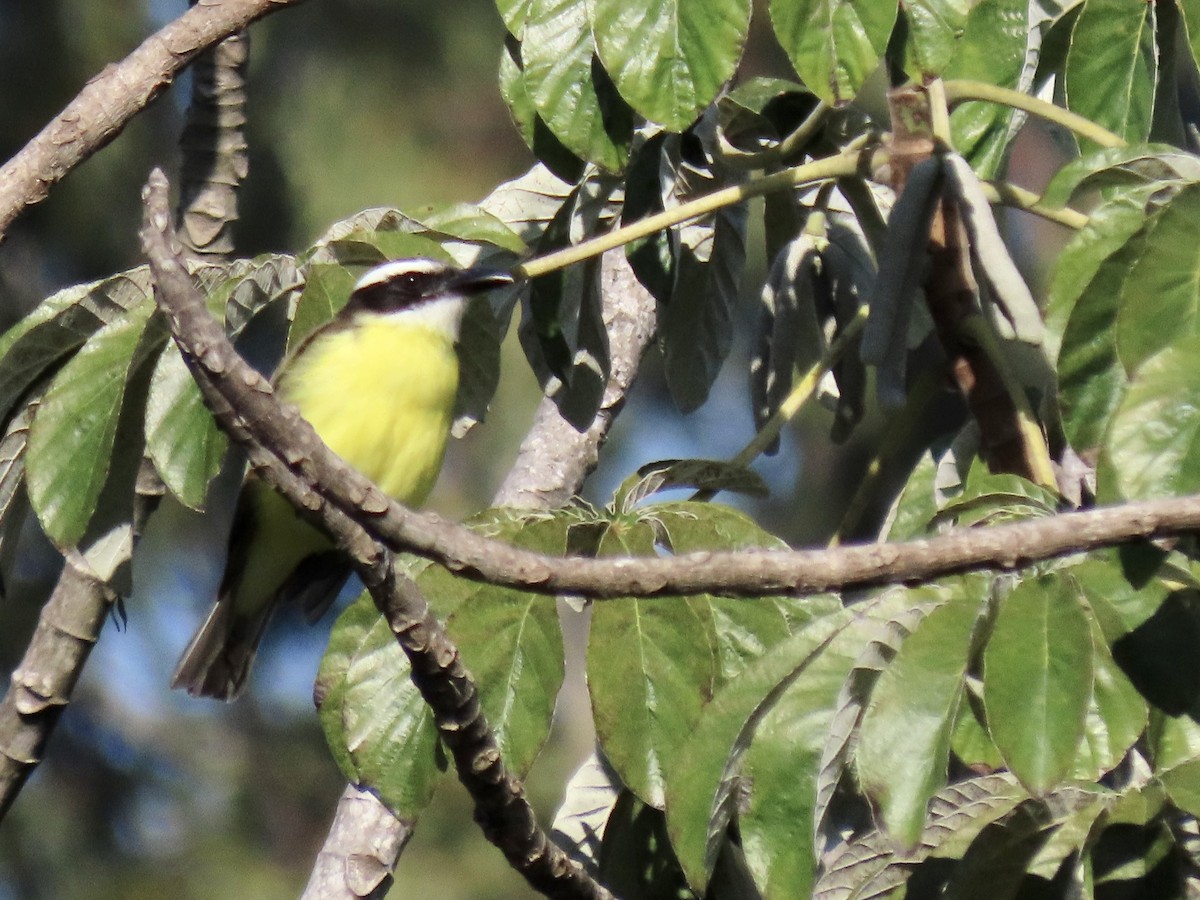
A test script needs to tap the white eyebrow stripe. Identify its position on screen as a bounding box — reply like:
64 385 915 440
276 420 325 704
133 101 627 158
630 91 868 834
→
353 258 448 291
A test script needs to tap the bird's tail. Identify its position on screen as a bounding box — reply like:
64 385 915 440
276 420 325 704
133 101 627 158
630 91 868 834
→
170 595 275 701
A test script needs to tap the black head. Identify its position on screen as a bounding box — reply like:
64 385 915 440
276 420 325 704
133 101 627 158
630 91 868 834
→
345 258 514 317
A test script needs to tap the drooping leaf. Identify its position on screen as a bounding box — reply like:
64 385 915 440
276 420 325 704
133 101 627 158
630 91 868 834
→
1056 224 1151 452
521 0 633 172
1064 0 1157 149
588 519 717 809
751 233 826 455
770 0 898 105
942 0 1029 177
588 0 752 131
983 574 1095 794
1072 606 1147 781
659 155 748 413
856 591 983 846
143 344 228 511
25 300 159 548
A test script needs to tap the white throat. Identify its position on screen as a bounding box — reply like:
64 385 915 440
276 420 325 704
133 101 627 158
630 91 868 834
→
365 295 468 342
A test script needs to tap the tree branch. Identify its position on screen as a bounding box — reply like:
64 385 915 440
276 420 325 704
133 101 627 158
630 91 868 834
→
0 0 298 243
142 171 612 900
0 555 115 821
134 181 1200 601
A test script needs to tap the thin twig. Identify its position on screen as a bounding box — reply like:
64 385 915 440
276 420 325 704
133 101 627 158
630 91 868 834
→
943 79 1126 149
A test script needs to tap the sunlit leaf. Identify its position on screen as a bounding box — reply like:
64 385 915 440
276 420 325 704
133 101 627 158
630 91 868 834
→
771 0 897 105
588 0 752 131
1064 0 1156 149
984 574 1094 794
522 0 633 172
26 300 158 548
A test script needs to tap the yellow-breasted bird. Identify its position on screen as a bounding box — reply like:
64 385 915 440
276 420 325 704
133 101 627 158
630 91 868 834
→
171 258 514 700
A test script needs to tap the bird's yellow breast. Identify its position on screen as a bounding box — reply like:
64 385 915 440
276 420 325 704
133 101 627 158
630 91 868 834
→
277 314 459 506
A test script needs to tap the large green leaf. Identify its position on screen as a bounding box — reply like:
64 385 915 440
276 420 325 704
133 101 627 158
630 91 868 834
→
1114 183 1200 374
143 345 227 511
588 520 716 809
25 299 158 548
942 0 1028 177
983 574 1095 794
856 592 983 845
316 512 568 818
1044 184 1165 363
0 269 153 425
1056 225 1150 452
1040 144 1200 209
1064 0 1156 149
588 0 752 131
1072 607 1147 780
1105 331 1200 499
770 0 897 105
521 0 632 172
663 600 865 894
902 0 973 76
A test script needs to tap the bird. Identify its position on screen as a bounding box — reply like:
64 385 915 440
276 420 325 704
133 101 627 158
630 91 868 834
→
171 257 515 700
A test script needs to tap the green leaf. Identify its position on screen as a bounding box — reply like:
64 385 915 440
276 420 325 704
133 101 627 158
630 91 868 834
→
942 0 1028 177
856 593 983 845
143 345 227 511
1106 331 1200 500
660 154 748 412
521 0 632 172
1115 183 1200 374
588 520 716 809
903 0 973 76
317 512 569 818
1056 224 1150 452
663 600 864 894
983 574 1095 794
26 300 157 548
1064 0 1156 149
1040 144 1200 209
771 0 897 105
588 0 752 131
1072 607 1147 780
1045 184 1165 363
0 268 153 424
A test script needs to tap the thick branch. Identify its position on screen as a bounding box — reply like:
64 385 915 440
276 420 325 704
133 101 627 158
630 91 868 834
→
0 0 298 243
142 172 611 900
0 556 115 821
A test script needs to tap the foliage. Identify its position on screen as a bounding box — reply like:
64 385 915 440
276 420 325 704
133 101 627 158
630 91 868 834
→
7 0 1200 897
